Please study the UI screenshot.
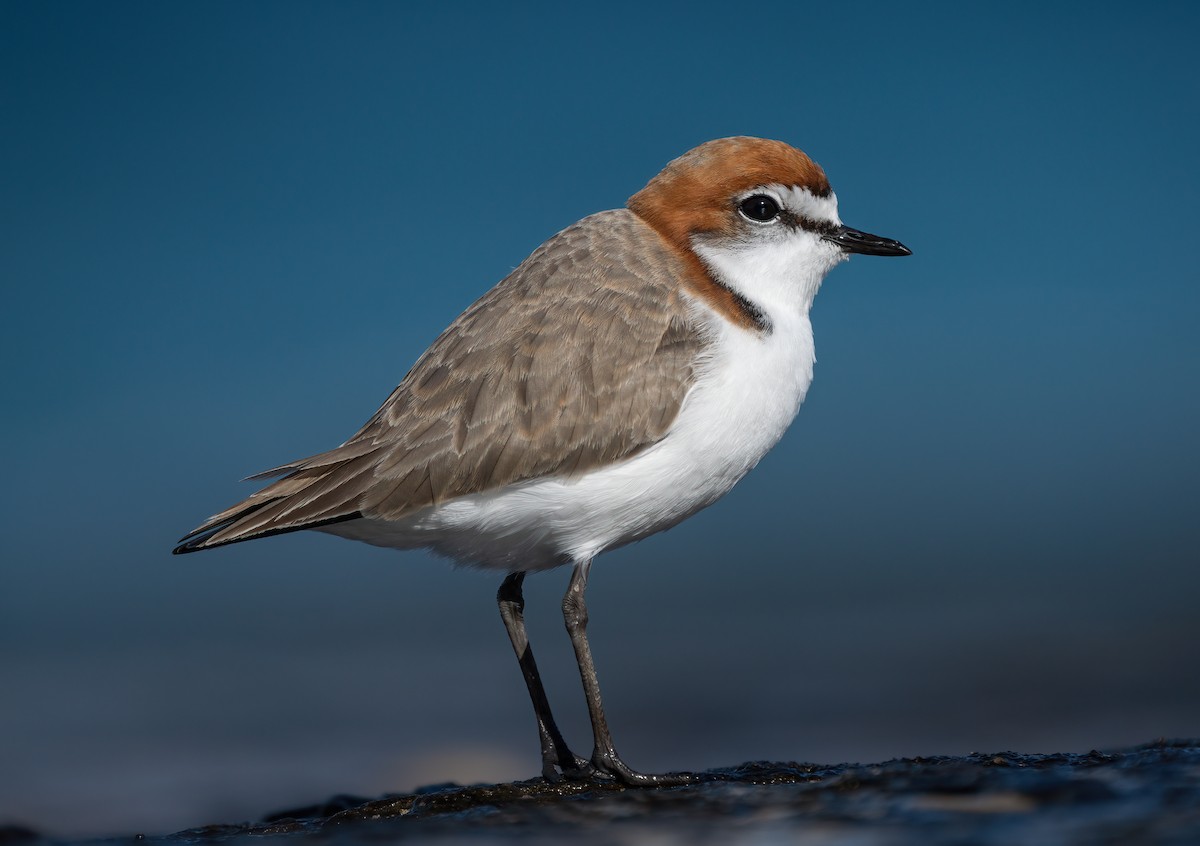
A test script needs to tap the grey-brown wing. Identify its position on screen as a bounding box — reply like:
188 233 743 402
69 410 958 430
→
174 210 706 553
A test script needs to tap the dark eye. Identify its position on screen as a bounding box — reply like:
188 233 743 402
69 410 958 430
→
739 194 780 223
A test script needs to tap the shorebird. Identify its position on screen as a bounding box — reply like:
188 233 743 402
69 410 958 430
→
175 136 911 785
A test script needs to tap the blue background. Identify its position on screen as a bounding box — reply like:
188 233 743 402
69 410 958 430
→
2 0 1198 836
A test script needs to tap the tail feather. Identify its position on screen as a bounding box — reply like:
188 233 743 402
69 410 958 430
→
172 506 361 554
173 450 380 554
244 438 380 481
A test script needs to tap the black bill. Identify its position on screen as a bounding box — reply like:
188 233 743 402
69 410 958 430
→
823 225 912 257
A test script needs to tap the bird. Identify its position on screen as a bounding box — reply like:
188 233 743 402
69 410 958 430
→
174 136 911 786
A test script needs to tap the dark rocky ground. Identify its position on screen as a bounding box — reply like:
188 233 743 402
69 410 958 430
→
5 740 1198 846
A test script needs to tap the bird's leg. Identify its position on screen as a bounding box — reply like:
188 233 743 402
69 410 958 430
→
562 560 695 786
497 571 593 781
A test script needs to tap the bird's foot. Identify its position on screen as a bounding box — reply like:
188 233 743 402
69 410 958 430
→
541 750 598 783
589 747 698 787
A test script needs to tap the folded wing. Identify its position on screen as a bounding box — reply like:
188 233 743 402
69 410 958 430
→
174 210 706 554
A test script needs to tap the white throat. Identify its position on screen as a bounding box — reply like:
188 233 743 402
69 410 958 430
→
693 236 844 320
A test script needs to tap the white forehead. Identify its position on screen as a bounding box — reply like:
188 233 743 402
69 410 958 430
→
743 184 842 226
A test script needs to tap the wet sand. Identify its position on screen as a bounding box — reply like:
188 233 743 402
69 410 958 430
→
7 739 1197 845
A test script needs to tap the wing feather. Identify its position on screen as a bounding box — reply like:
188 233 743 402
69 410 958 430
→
174 209 708 554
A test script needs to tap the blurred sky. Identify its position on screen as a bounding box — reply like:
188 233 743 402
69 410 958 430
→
2 0 1199 838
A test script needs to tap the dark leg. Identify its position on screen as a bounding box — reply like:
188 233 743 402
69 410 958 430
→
562 559 695 785
497 571 593 781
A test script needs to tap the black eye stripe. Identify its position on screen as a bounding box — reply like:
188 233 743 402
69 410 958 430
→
738 194 780 223
796 216 840 237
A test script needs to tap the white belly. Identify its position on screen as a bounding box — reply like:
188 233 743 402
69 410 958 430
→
323 309 816 571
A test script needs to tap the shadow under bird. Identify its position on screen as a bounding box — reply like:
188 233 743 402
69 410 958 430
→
175 136 911 785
